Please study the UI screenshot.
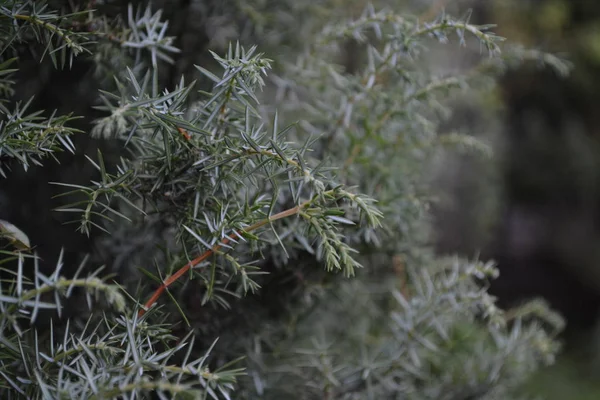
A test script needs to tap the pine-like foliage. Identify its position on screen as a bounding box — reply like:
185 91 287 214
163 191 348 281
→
0 1 569 399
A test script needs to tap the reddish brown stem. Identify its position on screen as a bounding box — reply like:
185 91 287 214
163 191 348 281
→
138 239 228 316
138 203 304 316
177 127 191 140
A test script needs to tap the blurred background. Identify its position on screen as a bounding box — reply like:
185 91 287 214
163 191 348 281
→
427 0 600 397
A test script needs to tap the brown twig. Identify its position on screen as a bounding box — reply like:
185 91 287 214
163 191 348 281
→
138 200 310 316
393 254 410 299
177 126 191 140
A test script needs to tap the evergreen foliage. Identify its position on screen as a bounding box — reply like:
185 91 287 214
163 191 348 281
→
0 1 570 398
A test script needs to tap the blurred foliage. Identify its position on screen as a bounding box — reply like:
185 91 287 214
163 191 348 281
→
431 0 600 398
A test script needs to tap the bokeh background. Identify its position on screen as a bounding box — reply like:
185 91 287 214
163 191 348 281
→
430 0 600 397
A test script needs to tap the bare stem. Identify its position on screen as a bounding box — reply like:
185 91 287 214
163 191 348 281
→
138 194 328 315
